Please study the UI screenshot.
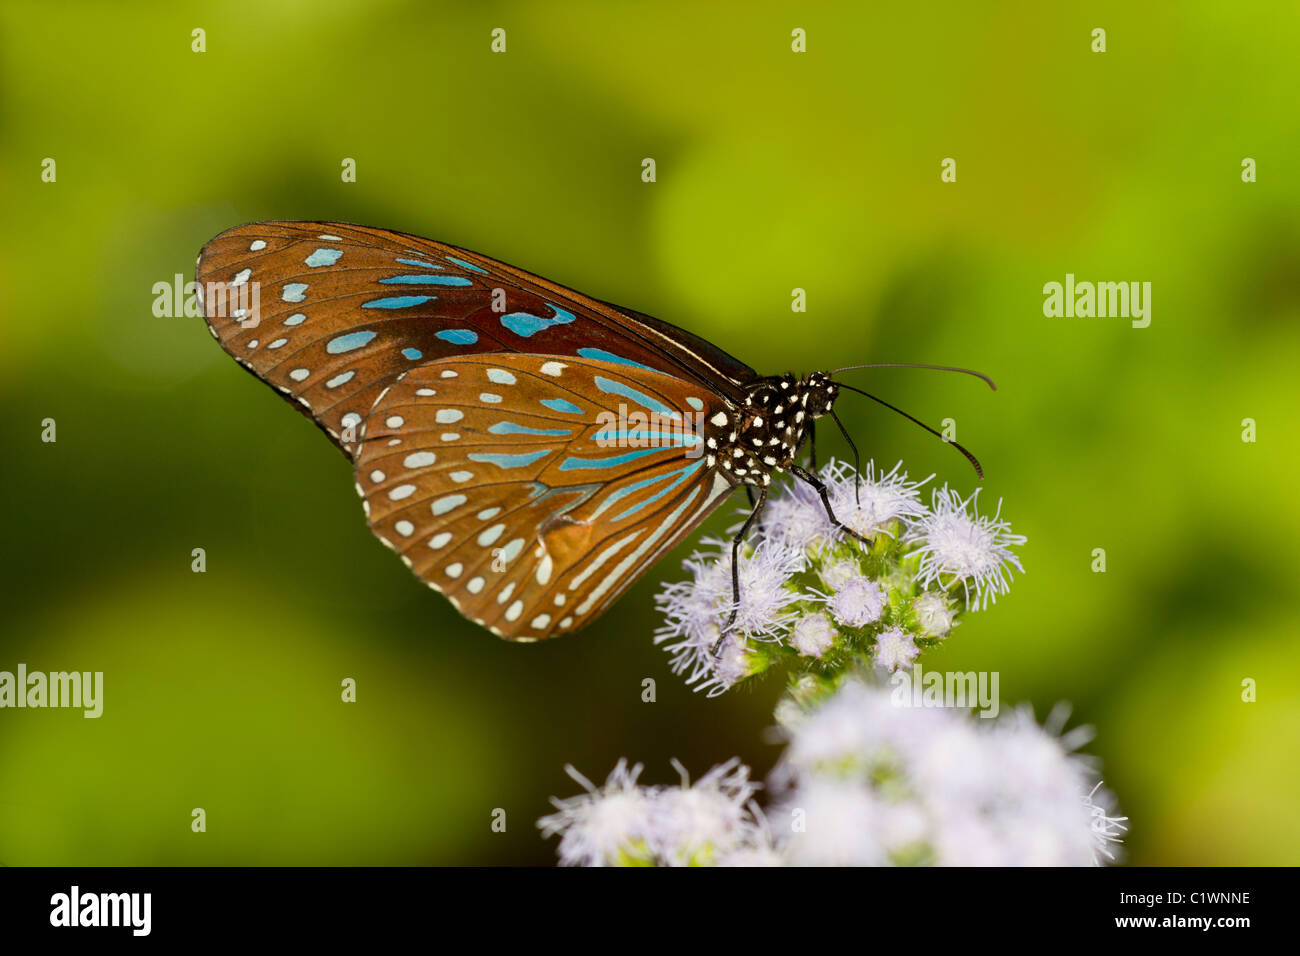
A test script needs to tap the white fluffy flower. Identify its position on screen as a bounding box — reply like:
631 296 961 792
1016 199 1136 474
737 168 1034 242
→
818 557 861 591
824 576 885 628
652 460 1025 698
773 680 1124 866
774 777 888 866
758 459 926 556
873 627 919 671
655 538 803 695
913 591 956 637
540 759 769 867
653 758 762 865
904 487 1026 610
759 479 836 555
729 540 806 636
777 678 946 782
696 633 757 697
537 760 657 866
790 611 837 658
822 459 928 540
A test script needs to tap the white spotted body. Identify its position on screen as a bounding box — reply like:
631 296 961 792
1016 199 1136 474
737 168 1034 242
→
704 372 837 488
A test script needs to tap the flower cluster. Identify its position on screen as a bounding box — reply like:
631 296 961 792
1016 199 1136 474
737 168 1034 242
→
541 460 1126 867
537 679 1125 866
772 678 1128 866
654 460 1025 695
536 758 773 866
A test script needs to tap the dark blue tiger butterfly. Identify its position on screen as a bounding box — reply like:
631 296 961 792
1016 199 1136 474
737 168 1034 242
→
197 221 989 640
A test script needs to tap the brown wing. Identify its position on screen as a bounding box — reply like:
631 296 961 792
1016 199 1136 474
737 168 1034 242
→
196 220 757 456
353 354 736 639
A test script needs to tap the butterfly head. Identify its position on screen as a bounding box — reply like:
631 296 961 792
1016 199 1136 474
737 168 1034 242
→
704 371 837 486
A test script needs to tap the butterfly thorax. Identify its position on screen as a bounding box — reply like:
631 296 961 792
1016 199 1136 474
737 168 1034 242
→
703 372 838 487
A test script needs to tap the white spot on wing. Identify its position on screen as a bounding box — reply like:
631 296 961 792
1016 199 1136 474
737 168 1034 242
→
431 494 466 515
477 524 505 546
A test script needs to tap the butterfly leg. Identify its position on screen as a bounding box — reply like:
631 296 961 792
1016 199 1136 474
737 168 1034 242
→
745 486 755 508
711 485 768 659
788 464 874 550
807 420 817 469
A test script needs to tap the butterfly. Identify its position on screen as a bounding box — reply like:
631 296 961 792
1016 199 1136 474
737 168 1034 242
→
196 221 989 641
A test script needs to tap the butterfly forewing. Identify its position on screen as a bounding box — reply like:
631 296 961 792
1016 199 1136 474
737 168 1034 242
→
197 221 756 456
355 354 735 639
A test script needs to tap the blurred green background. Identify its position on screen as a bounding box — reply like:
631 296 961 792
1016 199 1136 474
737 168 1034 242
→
2 0 1297 865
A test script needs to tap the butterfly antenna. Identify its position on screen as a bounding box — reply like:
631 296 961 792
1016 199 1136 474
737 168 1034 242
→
832 362 997 391
828 410 862 504
834 382 985 479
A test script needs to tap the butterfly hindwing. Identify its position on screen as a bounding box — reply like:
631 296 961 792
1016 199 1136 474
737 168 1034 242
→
197 221 757 457
355 354 736 639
